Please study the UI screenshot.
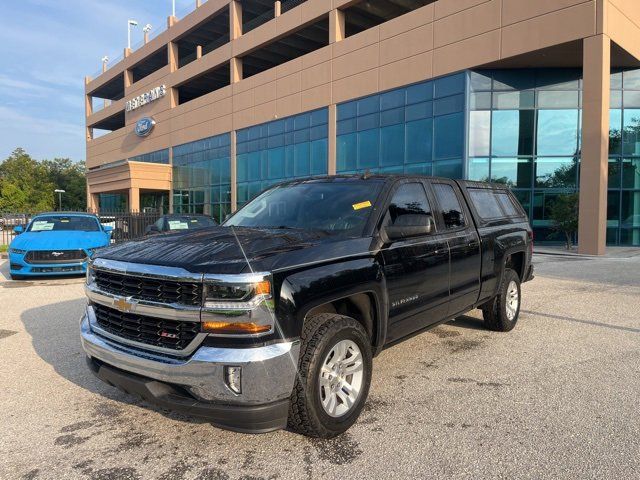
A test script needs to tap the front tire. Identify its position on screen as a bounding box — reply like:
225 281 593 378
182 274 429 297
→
10 274 25 281
482 268 521 332
288 313 372 438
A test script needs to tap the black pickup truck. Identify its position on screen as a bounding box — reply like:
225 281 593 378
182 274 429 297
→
81 175 533 438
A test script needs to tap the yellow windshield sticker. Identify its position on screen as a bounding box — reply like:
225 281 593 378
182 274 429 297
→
352 201 372 211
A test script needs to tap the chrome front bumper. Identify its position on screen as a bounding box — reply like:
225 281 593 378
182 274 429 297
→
80 305 300 406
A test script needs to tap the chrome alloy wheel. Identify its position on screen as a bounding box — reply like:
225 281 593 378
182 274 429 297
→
319 340 364 418
505 280 520 321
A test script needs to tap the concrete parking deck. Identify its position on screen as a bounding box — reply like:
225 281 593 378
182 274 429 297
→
1 254 639 479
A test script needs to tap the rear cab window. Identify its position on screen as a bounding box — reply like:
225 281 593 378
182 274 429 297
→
467 188 525 222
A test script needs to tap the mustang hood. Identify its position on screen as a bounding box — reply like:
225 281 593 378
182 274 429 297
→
11 231 109 251
95 226 372 274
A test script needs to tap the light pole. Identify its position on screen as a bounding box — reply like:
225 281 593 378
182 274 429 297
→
172 0 176 17
143 24 152 44
127 19 138 49
54 189 66 211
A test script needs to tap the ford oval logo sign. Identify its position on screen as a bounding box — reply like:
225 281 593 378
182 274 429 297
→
135 117 156 137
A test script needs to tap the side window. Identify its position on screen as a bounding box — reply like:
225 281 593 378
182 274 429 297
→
387 183 433 227
433 183 466 229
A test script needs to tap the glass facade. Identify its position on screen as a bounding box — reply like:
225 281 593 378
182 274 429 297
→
236 108 328 207
609 69 640 246
98 192 128 212
468 69 582 242
336 73 466 178
172 133 231 223
106 66 640 246
129 149 170 164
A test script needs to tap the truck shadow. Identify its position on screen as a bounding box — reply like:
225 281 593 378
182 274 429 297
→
20 299 211 425
449 314 486 331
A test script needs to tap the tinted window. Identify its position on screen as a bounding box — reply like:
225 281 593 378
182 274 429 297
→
225 181 383 236
28 216 100 232
496 192 521 217
468 189 524 221
433 183 466 229
387 183 433 227
468 189 503 219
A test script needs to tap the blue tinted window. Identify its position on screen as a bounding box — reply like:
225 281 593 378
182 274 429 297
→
623 109 640 156
537 110 579 156
236 109 328 207
434 112 464 160
492 110 534 156
172 133 231 222
335 74 465 177
434 73 465 98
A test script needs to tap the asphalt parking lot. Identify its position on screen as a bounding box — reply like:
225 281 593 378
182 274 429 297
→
1 253 639 480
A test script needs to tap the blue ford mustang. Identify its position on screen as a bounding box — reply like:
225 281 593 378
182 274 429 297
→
8 213 113 280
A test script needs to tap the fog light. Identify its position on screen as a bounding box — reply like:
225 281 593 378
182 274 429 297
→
224 366 242 394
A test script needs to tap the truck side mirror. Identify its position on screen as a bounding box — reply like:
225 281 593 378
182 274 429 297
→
13 225 24 235
384 215 434 241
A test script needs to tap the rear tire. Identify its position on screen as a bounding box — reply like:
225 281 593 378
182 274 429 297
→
482 268 521 332
287 313 372 438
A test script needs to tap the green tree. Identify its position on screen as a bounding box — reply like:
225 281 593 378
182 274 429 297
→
0 148 55 211
549 193 579 250
42 158 87 211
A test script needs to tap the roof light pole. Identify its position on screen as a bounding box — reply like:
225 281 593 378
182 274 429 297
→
143 24 153 44
127 19 139 49
54 190 66 212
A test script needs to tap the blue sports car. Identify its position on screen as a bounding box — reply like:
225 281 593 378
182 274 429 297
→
8 212 113 280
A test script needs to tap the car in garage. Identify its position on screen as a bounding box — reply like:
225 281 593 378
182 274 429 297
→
8 212 113 280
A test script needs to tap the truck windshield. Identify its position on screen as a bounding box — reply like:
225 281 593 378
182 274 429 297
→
225 180 383 236
27 216 100 232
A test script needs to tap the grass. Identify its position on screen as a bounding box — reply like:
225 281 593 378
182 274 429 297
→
0 245 8 253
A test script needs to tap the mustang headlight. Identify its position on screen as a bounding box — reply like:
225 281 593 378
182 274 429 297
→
8 248 26 255
202 275 274 336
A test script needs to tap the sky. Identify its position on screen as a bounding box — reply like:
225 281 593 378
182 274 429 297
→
0 0 198 163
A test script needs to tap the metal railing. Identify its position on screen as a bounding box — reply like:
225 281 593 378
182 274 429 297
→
1 211 162 247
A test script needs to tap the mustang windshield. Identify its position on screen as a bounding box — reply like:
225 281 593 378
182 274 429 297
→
225 180 383 236
27 216 100 232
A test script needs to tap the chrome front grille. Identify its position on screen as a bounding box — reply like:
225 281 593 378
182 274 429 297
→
94 269 203 306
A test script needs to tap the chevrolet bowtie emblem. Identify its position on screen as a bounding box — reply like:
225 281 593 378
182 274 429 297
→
113 297 135 312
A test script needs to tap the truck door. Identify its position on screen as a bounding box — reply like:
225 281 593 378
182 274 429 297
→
430 181 481 316
380 181 450 343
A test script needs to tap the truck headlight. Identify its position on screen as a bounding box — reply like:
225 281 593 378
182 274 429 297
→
202 276 274 336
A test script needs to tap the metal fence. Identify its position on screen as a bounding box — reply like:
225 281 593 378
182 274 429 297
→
1 211 161 247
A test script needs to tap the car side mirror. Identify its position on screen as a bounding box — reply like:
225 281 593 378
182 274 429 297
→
13 225 23 235
145 225 160 235
102 225 114 233
384 215 434 241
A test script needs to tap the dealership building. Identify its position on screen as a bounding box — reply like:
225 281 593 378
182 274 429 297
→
85 0 640 254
